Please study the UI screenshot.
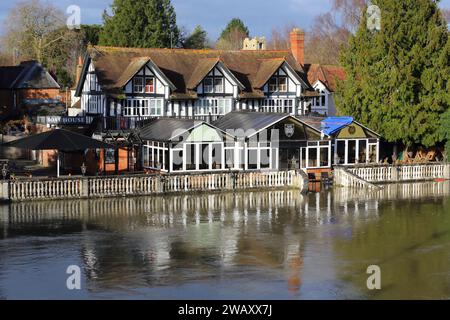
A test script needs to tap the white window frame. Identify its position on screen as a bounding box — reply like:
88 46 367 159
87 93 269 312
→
334 138 379 165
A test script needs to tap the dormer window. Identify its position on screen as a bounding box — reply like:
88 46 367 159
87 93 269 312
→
203 76 224 94
268 76 288 93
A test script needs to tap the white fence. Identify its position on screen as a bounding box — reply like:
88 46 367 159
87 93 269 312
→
0 170 305 202
335 163 450 188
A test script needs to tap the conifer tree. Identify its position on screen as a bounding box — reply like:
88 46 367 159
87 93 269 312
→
336 0 450 147
99 0 180 48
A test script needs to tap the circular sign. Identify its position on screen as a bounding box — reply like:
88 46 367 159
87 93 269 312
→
348 126 356 135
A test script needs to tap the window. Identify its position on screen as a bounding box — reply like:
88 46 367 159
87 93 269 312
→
204 78 214 93
133 77 144 93
211 143 223 170
200 144 209 170
143 142 168 170
145 78 155 93
260 99 295 114
105 149 115 164
172 149 183 171
194 99 232 116
260 149 270 169
149 99 163 116
214 78 224 93
186 144 197 171
278 77 287 92
268 78 278 92
225 149 234 169
268 76 288 93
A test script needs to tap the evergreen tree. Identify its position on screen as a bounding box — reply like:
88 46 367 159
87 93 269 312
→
183 26 209 49
336 0 450 147
99 0 180 48
219 18 249 40
216 18 250 50
439 108 450 160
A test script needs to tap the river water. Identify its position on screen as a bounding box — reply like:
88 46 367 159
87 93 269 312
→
0 181 449 300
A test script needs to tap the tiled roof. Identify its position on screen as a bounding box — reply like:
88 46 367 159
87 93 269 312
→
0 61 60 90
83 46 308 99
304 64 346 92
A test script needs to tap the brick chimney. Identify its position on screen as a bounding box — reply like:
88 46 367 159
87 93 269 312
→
290 28 305 66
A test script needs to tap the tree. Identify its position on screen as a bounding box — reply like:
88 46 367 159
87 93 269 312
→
1 0 81 87
2 0 74 63
266 25 295 50
303 0 366 64
442 8 450 23
216 18 249 50
440 109 450 160
80 25 102 46
183 26 209 49
99 0 180 48
336 0 450 148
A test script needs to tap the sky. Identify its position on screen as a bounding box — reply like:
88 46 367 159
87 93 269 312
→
0 0 449 40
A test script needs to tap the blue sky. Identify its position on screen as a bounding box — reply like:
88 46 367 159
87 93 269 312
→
0 0 449 40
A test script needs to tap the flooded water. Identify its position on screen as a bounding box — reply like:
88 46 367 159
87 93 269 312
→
0 181 450 300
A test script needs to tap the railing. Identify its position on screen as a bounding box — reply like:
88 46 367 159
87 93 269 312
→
1 170 305 202
334 163 450 189
347 163 450 183
334 167 381 190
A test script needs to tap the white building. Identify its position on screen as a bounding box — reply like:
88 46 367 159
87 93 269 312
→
74 29 343 129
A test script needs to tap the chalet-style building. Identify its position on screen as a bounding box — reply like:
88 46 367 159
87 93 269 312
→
70 28 381 175
0 60 61 115
304 64 346 116
74 29 320 130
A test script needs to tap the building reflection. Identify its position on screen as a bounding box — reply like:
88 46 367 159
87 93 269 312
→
0 181 449 296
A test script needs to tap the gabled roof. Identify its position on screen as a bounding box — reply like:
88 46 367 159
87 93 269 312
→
80 46 309 99
187 59 245 90
213 111 290 137
139 118 199 142
214 111 326 139
0 61 60 90
253 59 285 88
304 64 346 92
138 118 232 143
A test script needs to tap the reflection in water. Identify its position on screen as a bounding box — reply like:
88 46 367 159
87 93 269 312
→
0 181 449 299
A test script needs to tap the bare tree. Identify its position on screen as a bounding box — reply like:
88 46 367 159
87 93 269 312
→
1 0 82 66
305 12 352 65
332 0 367 32
1 0 82 86
442 8 450 23
266 24 295 50
303 0 366 65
